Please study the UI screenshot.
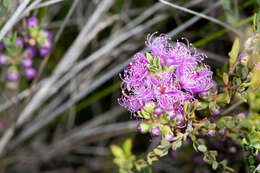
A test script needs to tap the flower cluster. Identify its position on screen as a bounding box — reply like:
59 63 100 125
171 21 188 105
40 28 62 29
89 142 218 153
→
0 16 53 81
118 33 214 139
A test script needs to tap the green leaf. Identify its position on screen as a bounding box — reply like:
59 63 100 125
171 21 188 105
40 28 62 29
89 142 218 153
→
253 11 260 32
3 0 8 8
198 145 207 152
146 52 153 64
123 138 132 157
172 140 182 150
111 145 125 159
212 161 219 170
223 72 229 85
229 37 240 70
155 57 161 69
139 166 152 173
248 155 255 165
209 150 218 160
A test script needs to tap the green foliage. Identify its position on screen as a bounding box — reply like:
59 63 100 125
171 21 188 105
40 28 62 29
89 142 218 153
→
1 0 8 8
228 37 240 71
222 0 239 25
111 138 136 173
253 11 260 32
146 52 162 74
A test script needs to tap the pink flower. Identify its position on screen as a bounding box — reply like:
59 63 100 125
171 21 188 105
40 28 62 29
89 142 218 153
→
118 33 214 115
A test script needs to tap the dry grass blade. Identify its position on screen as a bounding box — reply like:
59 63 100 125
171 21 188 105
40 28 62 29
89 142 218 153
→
159 0 244 37
0 0 31 40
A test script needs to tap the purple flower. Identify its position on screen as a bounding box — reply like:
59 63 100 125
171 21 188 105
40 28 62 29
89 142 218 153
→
167 106 186 128
220 128 227 136
165 133 174 142
118 33 214 128
25 46 37 58
39 48 50 57
153 106 164 116
211 107 220 115
16 37 24 48
21 58 33 68
193 155 207 165
137 122 150 134
7 71 19 82
208 129 216 136
229 146 237 154
257 152 260 162
24 68 37 80
41 29 53 40
150 126 161 137
176 65 214 94
199 91 209 98
27 16 38 28
238 53 247 63
0 42 5 51
0 54 9 65
42 39 52 49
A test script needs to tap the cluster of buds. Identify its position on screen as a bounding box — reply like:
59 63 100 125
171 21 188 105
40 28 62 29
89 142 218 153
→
118 33 215 141
0 16 53 82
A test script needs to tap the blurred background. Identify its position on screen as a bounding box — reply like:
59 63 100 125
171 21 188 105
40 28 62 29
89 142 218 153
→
0 0 259 172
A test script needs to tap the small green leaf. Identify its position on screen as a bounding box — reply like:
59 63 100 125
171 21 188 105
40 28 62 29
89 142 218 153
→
229 37 240 70
198 145 207 152
253 11 260 32
111 145 125 159
209 150 218 160
212 161 219 170
223 72 229 85
146 52 153 64
123 138 132 157
172 140 182 150
3 0 9 8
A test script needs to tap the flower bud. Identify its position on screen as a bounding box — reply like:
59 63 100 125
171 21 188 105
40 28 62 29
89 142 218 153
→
150 126 161 137
21 58 33 68
25 46 37 58
0 42 5 51
199 91 209 98
175 113 185 126
229 146 237 154
257 152 260 162
16 37 24 48
208 129 216 137
167 109 185 127
220 127 227 136
27 16 38 28
211 107 220 116
0 54 9 65
137 122 150 134
167 110 176 120
238 53 248 66
7 71 19 82
39 48 50 57
42 39 52 49
165 133 174 142
153 106 164 116
24 68 37 80
41 29 53 40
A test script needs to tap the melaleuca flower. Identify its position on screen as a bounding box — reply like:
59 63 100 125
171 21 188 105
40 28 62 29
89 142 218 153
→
7 70 19 82
21 58 33 68
27 16 39 28
16 37 24 48
118 33 215 136
24 67 37 80
0 42 5 51
25 46 37 58
0 54 9 65
176 65 214 94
